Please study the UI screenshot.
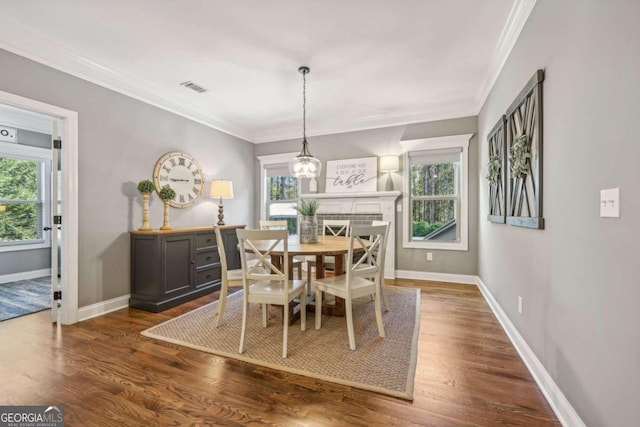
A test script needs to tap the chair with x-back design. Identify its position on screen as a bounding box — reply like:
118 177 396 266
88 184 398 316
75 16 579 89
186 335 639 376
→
259 220 304 280
305 220 350 288
237 228 307 358
314 224 386 350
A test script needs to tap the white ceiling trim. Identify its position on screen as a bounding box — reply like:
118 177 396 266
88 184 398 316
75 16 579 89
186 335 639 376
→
475 0 538 110
0 1 536 144
0 17 253 142
254 99 479 143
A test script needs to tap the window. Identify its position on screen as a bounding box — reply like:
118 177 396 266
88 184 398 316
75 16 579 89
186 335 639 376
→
401 134 471 251
258 153 299 235
0 142 51 251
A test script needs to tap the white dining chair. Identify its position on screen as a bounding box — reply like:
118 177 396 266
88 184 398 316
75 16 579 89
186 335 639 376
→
314 224 387 350
237 228 307 358
259 220 304 280
305 219 350 287
214 226 262 327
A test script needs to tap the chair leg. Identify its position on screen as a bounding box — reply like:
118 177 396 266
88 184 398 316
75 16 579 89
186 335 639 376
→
374 291 386 338
215 279 228 327
345 297 356 350
282 302 289 358
381 280 390 312
262 303 268 327
315 289 322 329
239 298 249 354
300 291 306 332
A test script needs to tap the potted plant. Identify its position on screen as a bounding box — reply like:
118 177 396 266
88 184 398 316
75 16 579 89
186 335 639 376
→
296 199 320 243
158 185 176 230
137 179 155 231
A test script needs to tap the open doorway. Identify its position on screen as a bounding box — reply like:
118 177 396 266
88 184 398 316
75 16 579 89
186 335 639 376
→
0 90 78 325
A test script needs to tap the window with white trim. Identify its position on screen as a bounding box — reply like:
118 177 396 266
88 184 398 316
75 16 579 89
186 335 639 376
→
0 142 51 251
258 153 299 235
401 134 471 251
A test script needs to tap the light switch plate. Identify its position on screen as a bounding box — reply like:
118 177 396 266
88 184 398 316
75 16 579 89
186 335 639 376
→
600 188 620 218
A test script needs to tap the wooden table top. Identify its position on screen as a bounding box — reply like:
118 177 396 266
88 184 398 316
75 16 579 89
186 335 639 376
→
247 235 367 256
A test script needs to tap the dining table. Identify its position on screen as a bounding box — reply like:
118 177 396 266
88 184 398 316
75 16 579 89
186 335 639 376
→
245 234 369 319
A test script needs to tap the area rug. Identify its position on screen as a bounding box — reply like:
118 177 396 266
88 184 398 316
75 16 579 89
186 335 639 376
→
0 276 51 322
142 285 420 400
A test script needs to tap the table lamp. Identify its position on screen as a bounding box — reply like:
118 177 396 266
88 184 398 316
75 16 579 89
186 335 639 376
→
209 180 234 225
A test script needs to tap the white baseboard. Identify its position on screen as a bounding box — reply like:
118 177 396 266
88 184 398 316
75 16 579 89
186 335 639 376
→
476 277 586 427
395 269 477 285
78 294 130 322
0 268 51 284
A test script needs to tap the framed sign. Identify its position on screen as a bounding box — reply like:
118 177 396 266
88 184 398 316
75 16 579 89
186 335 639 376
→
325 156 377 193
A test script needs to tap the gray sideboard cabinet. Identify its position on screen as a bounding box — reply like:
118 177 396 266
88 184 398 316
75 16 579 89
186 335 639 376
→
129 225 244 312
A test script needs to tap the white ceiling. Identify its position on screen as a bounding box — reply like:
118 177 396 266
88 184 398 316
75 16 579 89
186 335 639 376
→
0 0 535 143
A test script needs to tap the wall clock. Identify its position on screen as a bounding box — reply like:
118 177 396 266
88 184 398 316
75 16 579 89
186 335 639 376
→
153 151 204 208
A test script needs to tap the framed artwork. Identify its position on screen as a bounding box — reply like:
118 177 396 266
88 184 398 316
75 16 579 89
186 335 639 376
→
486 115 506 223
505 69 545 229
325 156 378 193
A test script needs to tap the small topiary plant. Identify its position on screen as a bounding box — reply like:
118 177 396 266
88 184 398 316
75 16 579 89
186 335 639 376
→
137 179 155 194
158 185 176 201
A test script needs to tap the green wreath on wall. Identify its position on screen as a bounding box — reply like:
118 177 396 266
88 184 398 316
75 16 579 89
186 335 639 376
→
509 134 531 178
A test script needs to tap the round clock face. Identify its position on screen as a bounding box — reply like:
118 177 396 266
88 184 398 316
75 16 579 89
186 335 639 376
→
153 151 204 208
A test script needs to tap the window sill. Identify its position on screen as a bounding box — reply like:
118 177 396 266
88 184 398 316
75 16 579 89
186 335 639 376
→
0 241 50 253
403 240 468 251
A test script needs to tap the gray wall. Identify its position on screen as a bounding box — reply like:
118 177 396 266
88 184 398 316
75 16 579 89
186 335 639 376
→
0 129 52 276
0 48 255 307
478 1 640 426
255 116 478 275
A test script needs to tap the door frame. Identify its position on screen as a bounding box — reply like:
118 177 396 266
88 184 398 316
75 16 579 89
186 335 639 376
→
0 89 79 324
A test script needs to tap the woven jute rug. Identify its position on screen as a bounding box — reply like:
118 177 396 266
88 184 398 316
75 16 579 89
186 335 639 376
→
141 285 420 400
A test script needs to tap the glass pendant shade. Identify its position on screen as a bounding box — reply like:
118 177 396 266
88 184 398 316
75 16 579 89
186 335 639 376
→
289 140 322 178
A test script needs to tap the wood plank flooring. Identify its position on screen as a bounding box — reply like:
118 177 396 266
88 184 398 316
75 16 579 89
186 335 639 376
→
0 280 560 426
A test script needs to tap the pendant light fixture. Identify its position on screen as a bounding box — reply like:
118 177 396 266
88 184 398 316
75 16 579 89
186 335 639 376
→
289 66 322 178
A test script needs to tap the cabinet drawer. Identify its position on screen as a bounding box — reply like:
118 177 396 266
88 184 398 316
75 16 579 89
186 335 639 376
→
196 266 221 287
195 250 220 268
196 232 216 250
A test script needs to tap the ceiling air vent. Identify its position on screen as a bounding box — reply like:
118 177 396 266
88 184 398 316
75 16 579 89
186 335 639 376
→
180 80 207 94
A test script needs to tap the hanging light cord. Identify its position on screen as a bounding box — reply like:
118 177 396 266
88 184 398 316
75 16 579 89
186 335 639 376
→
302 69 307 142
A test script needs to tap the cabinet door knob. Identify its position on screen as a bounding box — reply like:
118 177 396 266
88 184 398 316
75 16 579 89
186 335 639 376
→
191 260 195 264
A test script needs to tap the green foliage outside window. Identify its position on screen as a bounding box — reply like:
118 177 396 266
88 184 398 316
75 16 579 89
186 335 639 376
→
0 157 42 242
410 162 457 239
267 175 298 234
269 175 298 200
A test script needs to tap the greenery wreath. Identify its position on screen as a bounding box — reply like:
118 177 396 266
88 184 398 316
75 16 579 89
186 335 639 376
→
509 134 531 178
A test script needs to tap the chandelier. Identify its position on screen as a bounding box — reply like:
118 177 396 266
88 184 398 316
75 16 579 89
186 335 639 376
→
288 66 322 178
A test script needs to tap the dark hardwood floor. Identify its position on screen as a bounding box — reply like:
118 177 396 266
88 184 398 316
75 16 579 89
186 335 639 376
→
0 280 560 426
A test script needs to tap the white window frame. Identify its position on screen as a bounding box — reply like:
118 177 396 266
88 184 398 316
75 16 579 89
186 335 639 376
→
400 134 472 251
257 152 300 222
0 141 52 252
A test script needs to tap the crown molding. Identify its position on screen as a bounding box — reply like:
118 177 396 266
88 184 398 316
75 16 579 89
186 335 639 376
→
474 0 538 110
0 1 533 145
0 17 254 142
253 99 478 143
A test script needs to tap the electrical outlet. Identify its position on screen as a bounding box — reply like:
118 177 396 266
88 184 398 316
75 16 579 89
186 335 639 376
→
426 252 433 261
600 188 620 218
518 296 523 315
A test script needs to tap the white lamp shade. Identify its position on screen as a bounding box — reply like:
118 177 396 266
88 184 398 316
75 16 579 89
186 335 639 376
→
379 155 399 172
209 180 234 199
